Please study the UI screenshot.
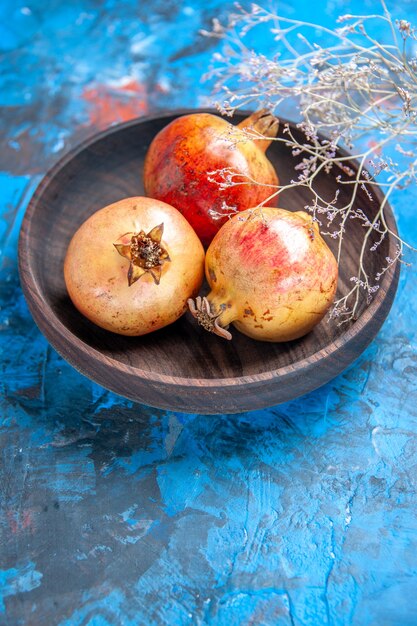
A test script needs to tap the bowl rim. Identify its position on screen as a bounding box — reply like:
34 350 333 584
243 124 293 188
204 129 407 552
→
18 108 400 389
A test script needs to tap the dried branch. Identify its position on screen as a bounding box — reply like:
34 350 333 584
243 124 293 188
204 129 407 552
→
202 1 417 322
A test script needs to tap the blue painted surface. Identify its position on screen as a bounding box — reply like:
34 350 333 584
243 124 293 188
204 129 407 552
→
1 0 417 624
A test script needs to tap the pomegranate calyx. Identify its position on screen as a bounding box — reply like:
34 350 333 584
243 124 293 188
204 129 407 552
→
114 223 170 286
188 296 232 340
237 109 279 151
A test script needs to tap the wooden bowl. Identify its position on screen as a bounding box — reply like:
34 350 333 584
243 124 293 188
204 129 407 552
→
18 110 400 414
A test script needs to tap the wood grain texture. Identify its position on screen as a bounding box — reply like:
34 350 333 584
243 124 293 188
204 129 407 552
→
18 110 400 413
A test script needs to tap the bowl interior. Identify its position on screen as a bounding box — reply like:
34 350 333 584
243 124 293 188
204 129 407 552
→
23 112 392 381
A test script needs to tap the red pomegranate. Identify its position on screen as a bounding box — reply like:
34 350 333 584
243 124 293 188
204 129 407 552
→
143 110 279 247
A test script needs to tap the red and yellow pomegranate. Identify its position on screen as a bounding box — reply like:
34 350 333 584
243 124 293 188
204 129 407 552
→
64 197 205 336
143 110 279 247
188 207 338 342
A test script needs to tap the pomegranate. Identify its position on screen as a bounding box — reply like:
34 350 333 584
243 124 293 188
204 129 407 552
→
188 207 338 342
64 197 204 336
143 110 279 247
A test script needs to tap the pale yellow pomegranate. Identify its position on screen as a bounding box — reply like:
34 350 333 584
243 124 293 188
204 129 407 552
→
188 207 338 342
64 197 205 336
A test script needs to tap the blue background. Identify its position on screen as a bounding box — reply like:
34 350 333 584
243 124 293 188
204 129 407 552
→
1 0 417 624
